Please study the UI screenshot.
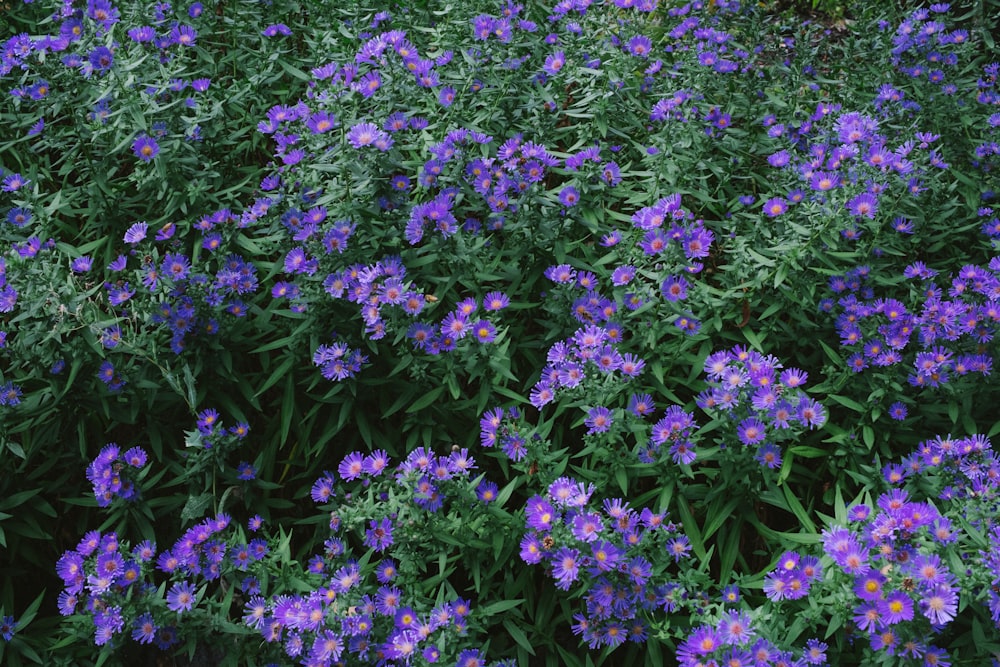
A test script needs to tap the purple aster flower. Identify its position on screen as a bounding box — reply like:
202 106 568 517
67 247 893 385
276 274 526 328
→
472 320 497 343
346 122 387 149
755 443 782 468
628 34 653 57
543 51 566 76
847 192 879 219
132 135 159 161
338 452 364 480
880 591 914 624
525 496 557 531
611 265 636 286
1 173 28 192
921 585 957 626
88 45 114 73
196 408 220 434
797 397 827 428
551 547 581 590
71 256 93 273
123 222 148 244
6 207 32 227
166 581 196 613
483 291 510 311
661 275 689 301
737 417 767 445
763 197 789 217
519 534 543 564
476 480 498 503
262 23 292 36
590 540 623 572
132 613 157 644
306 111 336 134
364 517 394 551
668 535 691 561
558 185 580 207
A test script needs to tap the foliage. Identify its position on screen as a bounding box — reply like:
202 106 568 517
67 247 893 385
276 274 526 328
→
0 0 999 665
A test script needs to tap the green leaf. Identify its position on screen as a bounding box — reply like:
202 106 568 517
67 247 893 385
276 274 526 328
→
676 498 706 560
862 425 875 449
180 493 213 522
480 599 524 615
503 618 536 656
406 386 445 413
830 394 865 413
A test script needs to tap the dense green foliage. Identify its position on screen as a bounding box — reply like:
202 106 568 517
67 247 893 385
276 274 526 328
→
1 0 999 665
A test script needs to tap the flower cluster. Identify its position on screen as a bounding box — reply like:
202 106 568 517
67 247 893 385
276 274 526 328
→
888 6 973 95
312 338 369 381
527 321 644 408
695 345 826 467
256 447 508 665
823 252 997 389
404 129 562 244
761 551 823 603
518 477 690 650
245 563 482 665
55 513 240 649
322 256 428 342
766 433 1000 664
85 443 148 507
406 292 509 353
675 613 827 667
551 193 714 334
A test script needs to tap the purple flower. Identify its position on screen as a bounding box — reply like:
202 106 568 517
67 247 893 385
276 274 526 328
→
0 615 16 642
166 581 196 613
476 480 498 503
1 173 28 192
551 547 580 590
847 192 879 219
628 34 653 57
668 536 691 561
472 320 497 343
558 186 579 207
525 496 557 531
483 291 510 311
71 256 93 273
660 275 689 301
584 405 613 435
611 265 636 286
364 517 394 551
132 135 159 161
543 51 566 76
132 613 157 644
880 591 914 624
123 222 148 244
88 45 114 73
5 207 32 227
346 122 388 149
262 23 292 36
921 585 957 626
438 86 456 107
196 408 220 434
755 443 782 469
763 197 788 217
519 534 543 564
737 417 766 445
338 452 364 480
306 111 336 134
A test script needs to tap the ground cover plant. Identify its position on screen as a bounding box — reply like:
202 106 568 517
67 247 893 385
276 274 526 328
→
1 0 1000 664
